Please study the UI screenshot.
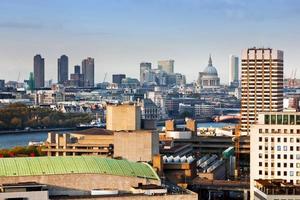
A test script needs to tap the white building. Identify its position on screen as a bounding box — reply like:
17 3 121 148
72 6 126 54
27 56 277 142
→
250 112 300 199
241 48 284 135
229 55 239 86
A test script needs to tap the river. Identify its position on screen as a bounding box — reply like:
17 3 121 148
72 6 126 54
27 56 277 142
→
0 122 236 149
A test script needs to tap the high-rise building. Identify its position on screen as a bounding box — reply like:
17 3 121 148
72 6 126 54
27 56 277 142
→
33 54 45 88
250 112 300 199
241 48 284 135
112 74 126 85
0 80 5 90
82 57 95 87
229 55 239 86
140 62 152 85
57 55 68 84
158 60 174 74
74 65 80 74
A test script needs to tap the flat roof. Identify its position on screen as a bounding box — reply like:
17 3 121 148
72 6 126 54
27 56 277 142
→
71 128 113 135
0 156 159 180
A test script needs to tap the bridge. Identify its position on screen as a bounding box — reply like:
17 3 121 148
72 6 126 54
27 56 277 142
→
213 114 241 122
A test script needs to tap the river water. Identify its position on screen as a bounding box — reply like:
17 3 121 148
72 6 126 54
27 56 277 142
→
0 122 236 149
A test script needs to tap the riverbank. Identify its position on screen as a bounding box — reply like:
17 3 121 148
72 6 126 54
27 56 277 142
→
0 127 77 135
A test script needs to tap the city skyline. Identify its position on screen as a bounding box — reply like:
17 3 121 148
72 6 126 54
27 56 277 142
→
0 0 300 83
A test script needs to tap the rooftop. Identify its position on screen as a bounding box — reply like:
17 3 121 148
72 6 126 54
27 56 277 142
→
0 156 159 180
71 128 113 135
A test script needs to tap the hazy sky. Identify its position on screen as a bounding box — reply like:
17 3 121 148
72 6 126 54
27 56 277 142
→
0 0 300 84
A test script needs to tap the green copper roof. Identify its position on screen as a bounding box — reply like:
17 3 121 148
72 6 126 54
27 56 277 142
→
0 156 159 180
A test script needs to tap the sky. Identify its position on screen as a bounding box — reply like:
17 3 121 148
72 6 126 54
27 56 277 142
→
0 0 300 84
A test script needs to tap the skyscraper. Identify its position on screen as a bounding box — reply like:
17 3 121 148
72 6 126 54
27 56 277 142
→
140 62 152 85
57 55 69 84
74 65 80 74
82 57 95 87
229 55 239 86
158 60 174 74
241 48 284 135
112 74 126 85
33 54 45 88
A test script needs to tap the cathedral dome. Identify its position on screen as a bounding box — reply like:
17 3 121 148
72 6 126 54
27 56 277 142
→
203 55 218 76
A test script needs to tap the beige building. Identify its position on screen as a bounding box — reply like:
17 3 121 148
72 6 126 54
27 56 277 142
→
250 112 300 199
106 103 141 131
241 48 284 135
114 130 159 162
43 128 114 157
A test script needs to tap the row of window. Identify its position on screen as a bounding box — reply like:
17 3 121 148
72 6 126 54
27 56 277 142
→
259 137 300 142
258 153 300 160
258 170 298 177
265 114 300 125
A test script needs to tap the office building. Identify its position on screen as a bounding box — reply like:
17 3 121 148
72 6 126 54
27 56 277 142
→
140 62 152 85
69 65 84 87
241 48 284 135
250 112 300 199
33 54 45 88
57 55 68 84
82 57 95 87
0 80 5 90
158 60 174 74
112 74 126 85
74 65 80 74
197 55 220 89
229 55 239 86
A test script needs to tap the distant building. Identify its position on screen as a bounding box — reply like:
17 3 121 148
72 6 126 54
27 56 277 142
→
82 57 95 87
140 62 152 85
112 74 126 85
121 77 140 88
0 80 5 90
69 65 84 87
57 55 69 84
241 48 284 135
158 60 174 74
74 65 80 74
140 99 159 120
197 55 220 89
194 104 215 118
33 54 45 88
229 55 239 86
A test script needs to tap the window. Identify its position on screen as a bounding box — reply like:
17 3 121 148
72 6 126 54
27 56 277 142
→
277 154 281 159
291 129 294 134
271 115 276 124
277 114 283 124
265 114 270 124
291 138 294 143
284 138 287 142
259 145 262 150
265 171 268 175
271 163 274 167
284 171 287 176
259 170 262 175
283 146 288 151
271 137 274 142
297 115 300 125
290 146 294 151
277 138 281 142
284 154 287 159
297 163 300 168
297 129 300 134
277 171 281 176
284 163 287 167
265 154 268 159
259 153 262 158
297 147 300 151
259 129 262 133
283 115 289 124
290 171 294 176
271 154 274 159
296 154 300 160
259 162 262 166
291 154 294 159
277 163 281 167
265 163 268 167
265 146 268 150
265 129 269 133
265 137 268 142
290 115 295 125
277 146 281 151
259 137 262 142
291 163 294 168
284 129 288 134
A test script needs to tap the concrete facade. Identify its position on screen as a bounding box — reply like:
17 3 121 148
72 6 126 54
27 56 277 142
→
106 103 141 131
114 131 159 162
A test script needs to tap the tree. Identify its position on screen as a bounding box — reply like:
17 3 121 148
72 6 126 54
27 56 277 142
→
10 117 22 129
